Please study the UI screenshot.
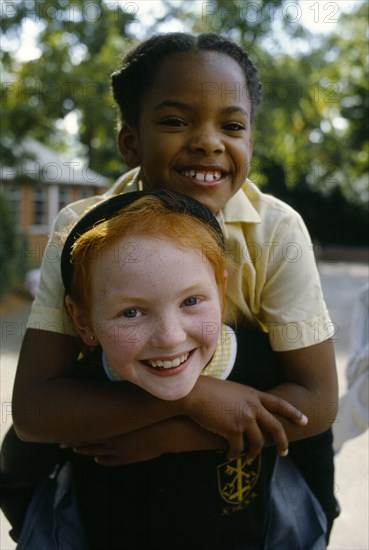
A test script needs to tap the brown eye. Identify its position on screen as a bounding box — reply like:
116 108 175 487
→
223 122 245 131
160 117 187 127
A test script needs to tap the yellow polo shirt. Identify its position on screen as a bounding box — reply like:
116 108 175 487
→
27 168 331 351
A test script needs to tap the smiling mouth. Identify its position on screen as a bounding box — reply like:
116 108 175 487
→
146 352 190 370
180 169 223 182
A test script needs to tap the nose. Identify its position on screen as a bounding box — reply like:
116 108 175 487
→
149 313 188 350
188 124 225 155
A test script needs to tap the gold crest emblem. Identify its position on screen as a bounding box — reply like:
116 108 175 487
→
217 454 261 505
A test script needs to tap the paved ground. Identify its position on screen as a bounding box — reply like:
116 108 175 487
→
1 261 368 549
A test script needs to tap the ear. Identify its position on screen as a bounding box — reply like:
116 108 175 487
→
249 137 254 156
223 269 228 290
117 124 141 168
65 295 99 347
246 138 254 177
219 270 228 314
222 269 228 301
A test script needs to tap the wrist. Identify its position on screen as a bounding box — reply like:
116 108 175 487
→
177 376 209 419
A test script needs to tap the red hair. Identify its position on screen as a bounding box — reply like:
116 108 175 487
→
69 195 226 316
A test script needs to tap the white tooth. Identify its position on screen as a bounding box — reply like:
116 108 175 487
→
195 172 205 181
182 170 222 181
148 352 189 369
182 170 196 178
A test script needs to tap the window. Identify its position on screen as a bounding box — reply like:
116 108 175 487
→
59 186 72 210
78 187 95 200
2 184 22 227
32 186 47 226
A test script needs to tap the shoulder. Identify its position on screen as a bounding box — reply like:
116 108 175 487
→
224 179 308 244
108 167 141 194
52 168 140 233
243 179 302 221
52 195 106 235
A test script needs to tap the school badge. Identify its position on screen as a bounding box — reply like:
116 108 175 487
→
217 454 261 506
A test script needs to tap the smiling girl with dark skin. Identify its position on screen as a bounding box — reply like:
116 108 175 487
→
9 33 338 547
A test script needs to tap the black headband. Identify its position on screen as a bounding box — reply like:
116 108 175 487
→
61 190 225 294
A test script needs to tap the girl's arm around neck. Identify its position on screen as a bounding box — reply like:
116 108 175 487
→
12 330 334 459
267 339 339 441
12 329 185 443
179 340 338 460
71 417 227 466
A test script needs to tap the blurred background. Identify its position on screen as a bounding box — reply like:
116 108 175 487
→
0 2 368 548
0 0 368 299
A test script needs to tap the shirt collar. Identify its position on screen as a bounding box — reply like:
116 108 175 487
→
107 167 142 195
217 181 261 225
109 171 260 224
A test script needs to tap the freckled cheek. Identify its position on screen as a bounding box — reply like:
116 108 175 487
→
197 309 222 347
97 323 144 356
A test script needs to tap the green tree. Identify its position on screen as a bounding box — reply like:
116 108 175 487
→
0 192 17 301
253 2 369 244
303 2 369 207
1 0 367 244
173 0 368 244
1 0 137 179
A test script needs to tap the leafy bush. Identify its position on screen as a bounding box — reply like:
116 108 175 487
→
0 192 17 301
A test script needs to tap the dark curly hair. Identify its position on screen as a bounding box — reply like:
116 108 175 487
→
111 32 262 129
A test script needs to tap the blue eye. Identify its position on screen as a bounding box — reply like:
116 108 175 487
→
122 308 139 318
183 297 199 307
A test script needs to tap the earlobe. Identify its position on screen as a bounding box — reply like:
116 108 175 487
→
220 270 228 314
223 270 228 290
249 137 254 156
247 138 254 175
65 295 99 347
118 124 140 168
223 270 228 300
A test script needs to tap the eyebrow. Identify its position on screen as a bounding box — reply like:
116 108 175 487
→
154 100 192 112
105 294 146 307
106 281 213 306
221 105 249 117
154 100 249 117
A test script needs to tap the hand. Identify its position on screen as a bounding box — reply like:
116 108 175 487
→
182 377 308 461
62 425 167 466
62 417 227 466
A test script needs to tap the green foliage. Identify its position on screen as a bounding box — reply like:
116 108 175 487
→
1 0 137 179
0 192 17 300
1 0 368 245
186 0 369 243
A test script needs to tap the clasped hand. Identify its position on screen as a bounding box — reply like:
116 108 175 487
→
64 378 307 465
183 377 308 460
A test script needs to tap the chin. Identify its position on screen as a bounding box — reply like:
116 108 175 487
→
153 383 195 401
154 390 187 401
